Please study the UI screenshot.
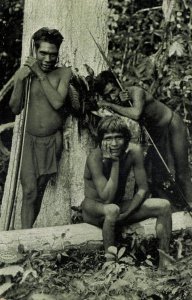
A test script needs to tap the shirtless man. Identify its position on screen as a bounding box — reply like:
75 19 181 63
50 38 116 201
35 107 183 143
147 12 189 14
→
82 116 172 269
9 27 72 228
94 70 192 209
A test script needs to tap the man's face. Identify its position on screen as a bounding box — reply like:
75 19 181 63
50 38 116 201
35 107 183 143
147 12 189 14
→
103 82 120 104
102 132 126 158
35 41 59 73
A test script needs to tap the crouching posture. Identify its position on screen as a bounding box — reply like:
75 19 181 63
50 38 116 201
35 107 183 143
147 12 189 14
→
82 116 172 269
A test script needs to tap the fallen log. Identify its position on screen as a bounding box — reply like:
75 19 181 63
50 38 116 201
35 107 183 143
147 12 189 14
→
0 211 191 253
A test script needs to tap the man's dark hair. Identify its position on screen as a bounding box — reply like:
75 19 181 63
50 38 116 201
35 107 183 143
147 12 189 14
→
94 70 118 95
32 27 64 49
97 116 131 147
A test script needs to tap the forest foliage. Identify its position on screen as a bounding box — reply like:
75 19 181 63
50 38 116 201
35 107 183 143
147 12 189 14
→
107 0 192 130
0 0 23 89
0 228 192 299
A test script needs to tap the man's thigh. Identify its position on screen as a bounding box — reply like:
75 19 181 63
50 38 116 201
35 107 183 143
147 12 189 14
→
121 198 168 225
81 198 106 227
20 135 37 188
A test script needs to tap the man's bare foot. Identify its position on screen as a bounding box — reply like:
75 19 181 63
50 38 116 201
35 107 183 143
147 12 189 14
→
158 249 175 270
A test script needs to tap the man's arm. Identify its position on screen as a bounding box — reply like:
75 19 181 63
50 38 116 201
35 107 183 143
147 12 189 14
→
118 144 149 220
24 57 72 110
98 86 145 121
9 67 31 115
37 67 72 110
87 149 119 204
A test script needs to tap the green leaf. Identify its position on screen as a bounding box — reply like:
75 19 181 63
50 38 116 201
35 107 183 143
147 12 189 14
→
145 259 154 267
109 278 128 291
162 0 175 22
107 246 118 256
71 279 85 293
20 267 38 284
117 247 126 259
105 253 116 261
105 264 115 277
169 41 185 57
119 256 134 265
102 260 115 270
111 296 127 300
171 286 180 294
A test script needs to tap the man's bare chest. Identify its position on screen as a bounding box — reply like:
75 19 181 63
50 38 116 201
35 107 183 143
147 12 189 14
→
29 76 59 100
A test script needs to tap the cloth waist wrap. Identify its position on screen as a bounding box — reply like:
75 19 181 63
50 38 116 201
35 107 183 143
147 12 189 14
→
23 131 58 178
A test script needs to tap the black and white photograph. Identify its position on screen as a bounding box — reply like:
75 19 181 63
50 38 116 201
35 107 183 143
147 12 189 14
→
0 0 192 299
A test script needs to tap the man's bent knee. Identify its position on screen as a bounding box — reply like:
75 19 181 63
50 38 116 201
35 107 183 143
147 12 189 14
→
158 199 171 215
104 204 120 221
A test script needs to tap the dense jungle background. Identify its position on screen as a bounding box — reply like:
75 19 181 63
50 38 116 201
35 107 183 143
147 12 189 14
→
0 0 192 299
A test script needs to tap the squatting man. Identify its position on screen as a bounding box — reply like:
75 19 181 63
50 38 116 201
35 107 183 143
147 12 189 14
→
10 27 72 229
82 116 172 269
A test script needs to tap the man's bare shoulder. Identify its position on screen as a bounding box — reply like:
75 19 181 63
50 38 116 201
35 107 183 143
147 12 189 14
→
54 66 72 79
124 84 143 92
87 147 102 162
126 85 153 102
125 85 145 97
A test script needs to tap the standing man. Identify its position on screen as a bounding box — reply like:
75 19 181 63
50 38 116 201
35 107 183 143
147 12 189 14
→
9 27 72 228
94 70 192 209
82 116 172 269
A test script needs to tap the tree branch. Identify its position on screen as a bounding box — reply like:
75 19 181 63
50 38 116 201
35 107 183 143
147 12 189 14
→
0 122 14 134
0 122 14 156
0 75 14 102
133 6 161 16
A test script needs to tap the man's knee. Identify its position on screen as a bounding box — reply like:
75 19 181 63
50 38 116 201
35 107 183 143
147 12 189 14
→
104 204 120 221
22 182 37 202
158 199 171 216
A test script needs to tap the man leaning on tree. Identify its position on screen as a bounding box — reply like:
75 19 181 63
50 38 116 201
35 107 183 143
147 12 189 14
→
10 27 72 228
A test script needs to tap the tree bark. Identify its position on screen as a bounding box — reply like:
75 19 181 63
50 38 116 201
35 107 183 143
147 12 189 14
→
0 0 108 230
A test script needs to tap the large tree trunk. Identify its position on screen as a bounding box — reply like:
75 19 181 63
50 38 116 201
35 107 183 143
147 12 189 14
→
0 0 108 230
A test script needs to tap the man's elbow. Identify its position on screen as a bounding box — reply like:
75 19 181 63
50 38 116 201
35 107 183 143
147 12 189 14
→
133 112 141 121
53 96 66 110
143 188 150 199
53 102 64 110
9 101 21 115
138 187 149 199
101 192 116 204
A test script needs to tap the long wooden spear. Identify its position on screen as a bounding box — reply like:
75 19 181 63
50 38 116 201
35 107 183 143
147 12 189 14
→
89 30 192 216
5 40 34 230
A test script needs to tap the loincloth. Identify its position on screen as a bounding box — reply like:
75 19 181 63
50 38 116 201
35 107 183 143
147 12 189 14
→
22 131 61 178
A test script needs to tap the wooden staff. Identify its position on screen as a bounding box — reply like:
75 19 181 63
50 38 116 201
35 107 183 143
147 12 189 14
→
5 40 34 230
